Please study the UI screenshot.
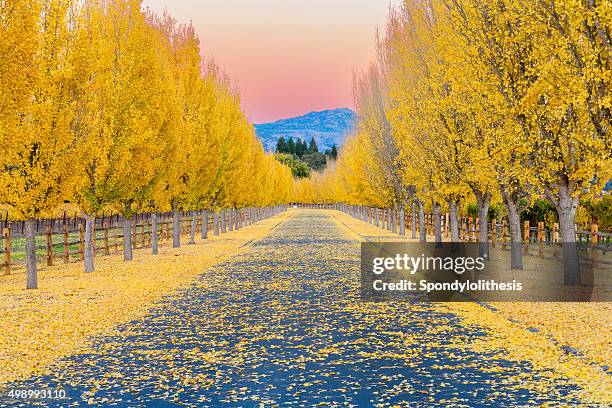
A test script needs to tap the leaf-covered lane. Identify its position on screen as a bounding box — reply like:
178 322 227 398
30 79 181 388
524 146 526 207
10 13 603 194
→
3 210 580 407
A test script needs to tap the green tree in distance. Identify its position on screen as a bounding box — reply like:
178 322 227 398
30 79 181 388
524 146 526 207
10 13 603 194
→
276 137 287 153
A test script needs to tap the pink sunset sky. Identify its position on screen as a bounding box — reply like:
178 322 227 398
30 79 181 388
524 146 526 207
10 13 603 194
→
142 0 395 123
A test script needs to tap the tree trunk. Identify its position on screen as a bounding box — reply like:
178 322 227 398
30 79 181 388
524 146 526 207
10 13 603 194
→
201 210 208 239
25 219 37 289
172 209 180 248
418 200 426 242
500 186 522 269
449 200 460 242
124 217 133 261
84 213 95 272
433 202 442 246
189 211 197 244
213 212 220 236
387 209 392 231
151 212 159 255
375 208 379 227
221 209 226 233
399 205 406 235
229 208 234 231
553 184 580 285
474 190 491 259
235 207 240 230
411 201 417 239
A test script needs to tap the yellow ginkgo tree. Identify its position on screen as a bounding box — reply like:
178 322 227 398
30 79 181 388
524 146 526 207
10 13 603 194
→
0 0 81 289
71 0 174 271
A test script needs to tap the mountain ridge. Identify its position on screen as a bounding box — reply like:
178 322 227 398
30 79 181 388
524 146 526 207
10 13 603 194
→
254 108 356 152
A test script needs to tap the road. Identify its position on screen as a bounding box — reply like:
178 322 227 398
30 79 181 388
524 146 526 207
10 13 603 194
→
2 210 581 407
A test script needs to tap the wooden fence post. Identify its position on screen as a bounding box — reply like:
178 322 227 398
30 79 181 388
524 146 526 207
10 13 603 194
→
157 217 162 241
431 214 435 235
2 227 10 275
166 217 171 241
553 223 559 242
158 217 163 241
149 216 153 247
491 220 497 248
141 220 146 248
104 223 110 256
468 217 473 242
134 217 139 248
46 224 53 266
445 213 449 237
591 224 598 247
160 217 165 241
537 222 544 256
79 223 85 261
114 221 120 254
63 224 69 263
502 218 507 243
523 221 530 252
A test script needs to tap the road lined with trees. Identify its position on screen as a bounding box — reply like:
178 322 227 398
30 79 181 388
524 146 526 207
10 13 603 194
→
0 1 609 405
294 0 611 285
3 209 596 407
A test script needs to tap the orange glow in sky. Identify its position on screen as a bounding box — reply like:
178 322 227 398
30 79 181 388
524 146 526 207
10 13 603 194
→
141 0 394 123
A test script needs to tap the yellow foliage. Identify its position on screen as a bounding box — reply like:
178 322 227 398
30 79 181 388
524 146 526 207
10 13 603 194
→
298 0 610 234
0 0 293 221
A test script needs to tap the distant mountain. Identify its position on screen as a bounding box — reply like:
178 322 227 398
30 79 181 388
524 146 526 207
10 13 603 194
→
254 108 356 153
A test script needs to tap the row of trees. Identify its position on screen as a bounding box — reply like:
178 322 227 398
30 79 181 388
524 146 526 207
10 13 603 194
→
294 0 610 285
0 0 292 288
275 137 338 177
275 137 338 161
276 137 318 156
